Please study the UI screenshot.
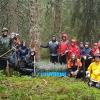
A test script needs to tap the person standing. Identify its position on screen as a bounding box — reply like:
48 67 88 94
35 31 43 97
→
41 35 59 64
91 43 100 56
79 42 85 57
82 42 92 70
58 33 69 64
0 27 12 76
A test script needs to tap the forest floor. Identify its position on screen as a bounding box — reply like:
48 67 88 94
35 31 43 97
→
0 60 100 100
0 74 100 100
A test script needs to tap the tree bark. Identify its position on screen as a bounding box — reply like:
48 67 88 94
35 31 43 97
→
30 0 41 61
8 0 18 33
0 0 9 31
53 0 62 34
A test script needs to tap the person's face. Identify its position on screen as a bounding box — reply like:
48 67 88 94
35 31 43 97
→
71 42 75 46
85 44 89 48
71 54 76 60
62 37 66 41
52 36 56 41
80 43 84 48
2 31 8 36
11 34 15 39
95 56 100 62
98 42 100 48
94 45 97 49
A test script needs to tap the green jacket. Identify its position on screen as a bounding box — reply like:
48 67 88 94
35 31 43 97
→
0 36 10 56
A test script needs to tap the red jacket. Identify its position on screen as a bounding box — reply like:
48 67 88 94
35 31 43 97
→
68 45 80 59
58 41 69 56
91 48 100 56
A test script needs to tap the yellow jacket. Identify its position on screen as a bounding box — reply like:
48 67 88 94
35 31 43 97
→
87 61 100 82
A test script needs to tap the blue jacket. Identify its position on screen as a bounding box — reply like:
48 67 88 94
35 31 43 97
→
83 47 92 57
18 46 29 60
9 51 17 65
80 47 85 56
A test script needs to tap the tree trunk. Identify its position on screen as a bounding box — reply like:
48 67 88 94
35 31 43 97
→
72 0 98 42
30 0 41 61
8 0 18 33
53 0 62 34
0 0 9 31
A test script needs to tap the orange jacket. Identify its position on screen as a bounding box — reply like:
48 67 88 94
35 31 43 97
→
67 59 82 69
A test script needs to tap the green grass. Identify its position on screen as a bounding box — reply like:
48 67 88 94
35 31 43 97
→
0 75 100 100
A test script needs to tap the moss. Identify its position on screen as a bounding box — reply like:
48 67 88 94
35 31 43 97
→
0 76 100 100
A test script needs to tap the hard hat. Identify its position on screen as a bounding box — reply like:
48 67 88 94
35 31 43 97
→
2 27 8 32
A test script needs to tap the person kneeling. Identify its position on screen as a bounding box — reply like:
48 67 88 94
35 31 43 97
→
67 54 83 78
19 48 35 76
86 53 100 89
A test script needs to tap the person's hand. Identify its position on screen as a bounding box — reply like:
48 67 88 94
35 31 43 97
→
65 50 69 53
71 71 74 75
83 55 87 60
74 70 79 76
86 71 90 78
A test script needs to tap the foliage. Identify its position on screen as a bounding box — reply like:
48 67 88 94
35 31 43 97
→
0 0 100 58
71 0 100 42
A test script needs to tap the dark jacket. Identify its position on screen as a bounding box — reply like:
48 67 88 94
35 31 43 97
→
41 40 59 56
18 46 29 60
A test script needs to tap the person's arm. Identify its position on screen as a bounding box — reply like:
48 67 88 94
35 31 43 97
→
76 47 80 58
74 59 82 75
86 63 92 78
9 38 12 48
0 36 2 45
17 48 21 60
57 42 61 54
67 59 71 69
87 48 92 58
40 43 49 48
77 59 82 69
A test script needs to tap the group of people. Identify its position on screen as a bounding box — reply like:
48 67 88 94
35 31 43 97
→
41 33 100 88
41 33 100 64
0 27 35 76
0 28 100 88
